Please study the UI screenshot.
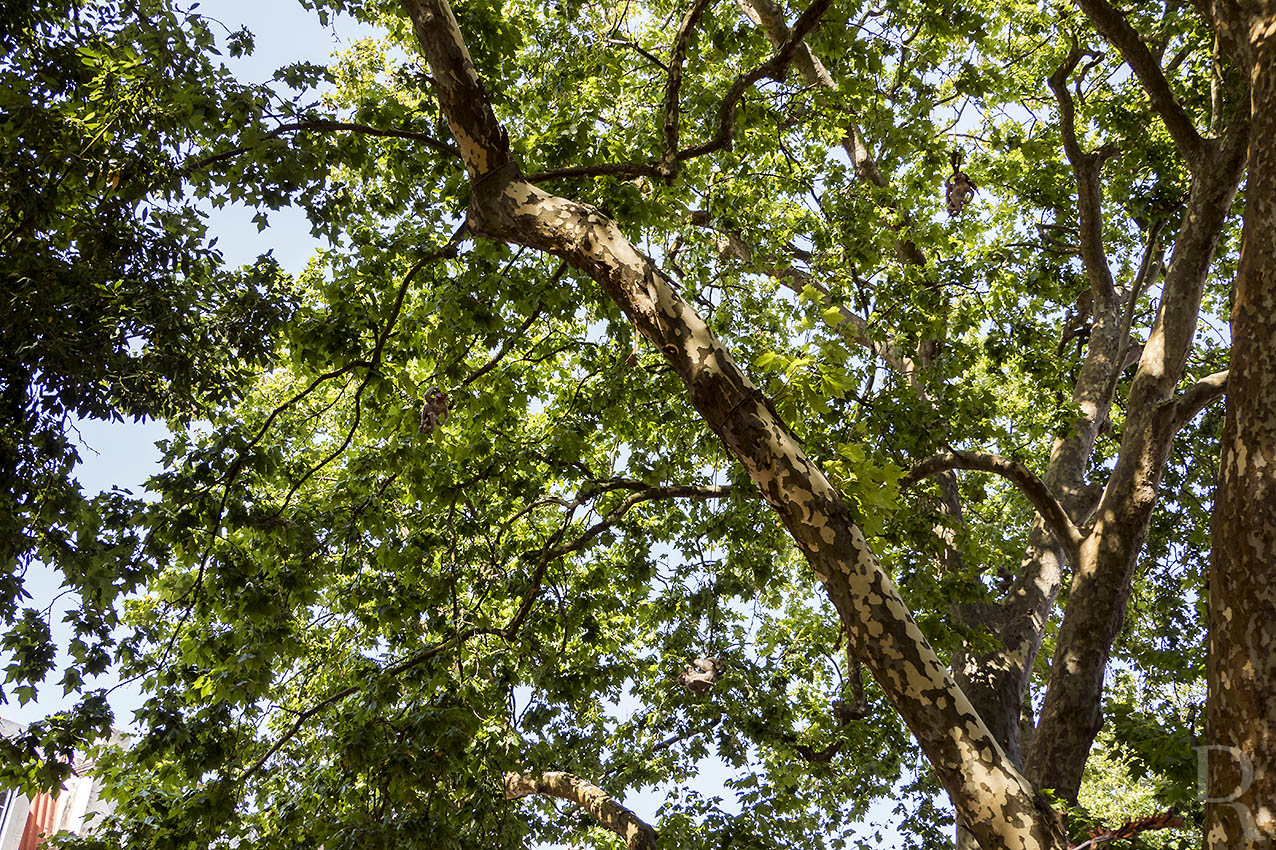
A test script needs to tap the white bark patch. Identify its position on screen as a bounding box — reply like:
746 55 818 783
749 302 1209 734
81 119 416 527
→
1137 324 1167 378
1249 18 1276 43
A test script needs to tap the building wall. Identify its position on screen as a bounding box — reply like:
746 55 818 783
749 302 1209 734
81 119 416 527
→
0 719 116 850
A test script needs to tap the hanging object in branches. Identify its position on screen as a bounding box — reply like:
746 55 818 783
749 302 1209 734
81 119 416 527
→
419 388 450 434
677 657 723 695
945 148 978 216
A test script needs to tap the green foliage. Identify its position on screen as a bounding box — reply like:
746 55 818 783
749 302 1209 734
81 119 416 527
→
0 0 1236 847
0 0 310 788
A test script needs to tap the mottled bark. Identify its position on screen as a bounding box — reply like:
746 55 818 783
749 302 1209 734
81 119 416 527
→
941 57 1136 820
1028 122 1248 802
1206 10 1276 848
505 771 658 850
734 0 1249 838
398 0 1069 846
659 0 714 180
942 54 1147 822
946 249 1118 848
736 18 1041 849
470 167 1066 850
730 10 1037 796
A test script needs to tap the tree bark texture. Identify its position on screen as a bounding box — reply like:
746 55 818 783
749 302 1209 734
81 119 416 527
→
398 0 1069 847
505 771 658 850
1028 119 1248 803
1207 10 1276 847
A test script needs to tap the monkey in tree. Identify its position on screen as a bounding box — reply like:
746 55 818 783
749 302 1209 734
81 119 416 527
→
945 149 977 216
677 657 723 695
418 388 449 434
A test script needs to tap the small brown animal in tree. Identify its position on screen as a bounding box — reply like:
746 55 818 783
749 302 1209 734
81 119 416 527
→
945 149 977 216
678 657 723 695
419 388 450 434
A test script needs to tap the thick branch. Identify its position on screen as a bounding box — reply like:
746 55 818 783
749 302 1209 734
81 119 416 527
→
401 0 1069 845
1049 45 1119 309
402 0 513 179
903 451 1083 563
1072 0 1208 166
1168 369 1228 431
505 771 658 850
1047 44 1091 168
1027 115 1248 803
676 0 833 160
737 0 887 186
661 0 716 179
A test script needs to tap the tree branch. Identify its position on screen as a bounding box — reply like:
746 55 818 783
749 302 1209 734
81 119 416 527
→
400 0 1071 844
1072 0 1208 166
676 0 833 161
684 210 910 373
527 161 663 183
504 771 658 850
738 0 937 300
1047 42 1091 168
1101 219 1165 407
241 623 502 781
186 119 459 172
903 451 1083 562
1049 43 1119 310
661 0 716 180
241 479 727 781
1167 369 1228 431
607 38 669 71
737 0 886 185
529 0 830 181
652 717 719 751
1026 119 1248 802
543 483 732 562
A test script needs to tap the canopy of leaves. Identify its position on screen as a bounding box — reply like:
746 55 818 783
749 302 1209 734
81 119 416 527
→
0 0 1236 847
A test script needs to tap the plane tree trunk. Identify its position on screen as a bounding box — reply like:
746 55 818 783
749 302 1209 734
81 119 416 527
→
1206 5 1276 846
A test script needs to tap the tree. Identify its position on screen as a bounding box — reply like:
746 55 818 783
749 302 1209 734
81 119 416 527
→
0 0 297 788
1 0 1270 848
1204 2 1276 847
